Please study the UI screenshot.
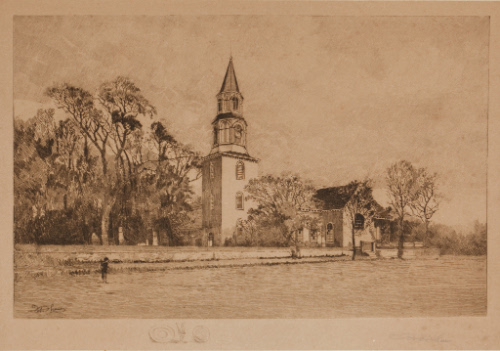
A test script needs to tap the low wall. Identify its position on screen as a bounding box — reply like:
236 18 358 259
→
14 244 441 269
376 247 440 259
13 245 445 281
14 245 347 268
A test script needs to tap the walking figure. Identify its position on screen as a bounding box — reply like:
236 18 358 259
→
101 257 109 283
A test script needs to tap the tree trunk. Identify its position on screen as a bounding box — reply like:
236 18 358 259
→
100 192 110 245
397 217 404 258
424 220 429 247
162 214 174 246
100 151 110 245
295 230 299 253
351 223 356 261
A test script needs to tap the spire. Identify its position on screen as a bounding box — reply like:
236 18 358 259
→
219 57 240 93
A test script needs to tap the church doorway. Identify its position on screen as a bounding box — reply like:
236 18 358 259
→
326 223 334 243
208 233 214 247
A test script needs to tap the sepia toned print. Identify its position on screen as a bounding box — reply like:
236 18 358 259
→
13 15 487 319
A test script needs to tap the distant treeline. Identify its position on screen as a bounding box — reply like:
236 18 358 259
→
375 220 486 256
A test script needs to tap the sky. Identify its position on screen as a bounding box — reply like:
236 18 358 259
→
13 16 488 228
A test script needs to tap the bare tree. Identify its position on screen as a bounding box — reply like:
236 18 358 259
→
411 168 439 247
386 160 419 258
98 76 156 175
341 179 376 260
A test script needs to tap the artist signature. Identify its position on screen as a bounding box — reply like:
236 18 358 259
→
30 304 66 314
150 323 210 344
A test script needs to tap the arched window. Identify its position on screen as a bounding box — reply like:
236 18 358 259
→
354 214 365 229
218 99 222 112
236 161 245 180
210 162 214 178
326 223 334 242
232 97 238 110
236 192 244 210
213 127 218 145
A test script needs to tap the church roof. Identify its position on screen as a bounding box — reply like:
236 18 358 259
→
314 184 389 217
314 185 356 210
219 57 240 94
203 151 258 163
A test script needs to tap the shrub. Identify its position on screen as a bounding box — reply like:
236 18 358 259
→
28 209 88 245
123 214 146 245
223 237 235 247
195 237 203 247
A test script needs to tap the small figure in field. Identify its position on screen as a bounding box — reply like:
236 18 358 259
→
291 247 301 259
101 257 109 283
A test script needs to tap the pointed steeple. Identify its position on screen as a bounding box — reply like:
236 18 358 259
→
219 57 239 93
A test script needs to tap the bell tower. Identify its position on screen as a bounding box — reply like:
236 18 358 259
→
210 57 248 156
202 57 259 246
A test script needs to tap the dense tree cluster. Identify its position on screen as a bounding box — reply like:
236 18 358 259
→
14 77 201 245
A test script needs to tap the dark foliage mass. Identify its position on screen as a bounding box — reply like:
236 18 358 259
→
24 207 100 245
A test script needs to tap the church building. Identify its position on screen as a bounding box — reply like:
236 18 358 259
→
201 58 259 246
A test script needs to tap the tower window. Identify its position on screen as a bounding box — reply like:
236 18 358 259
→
236 192 244 210
232 97 238 110
218 99 222 112
210 194 215 211
236 161 245 180
210 162 214 178
213 127 218 145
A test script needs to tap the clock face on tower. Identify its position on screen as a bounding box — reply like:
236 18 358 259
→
234 124 242 143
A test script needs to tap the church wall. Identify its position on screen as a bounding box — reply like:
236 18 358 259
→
320 210 344 247
220 157 259 244
342 211 376 248
201 156 223 245
343 211 352 248
302 227 310 242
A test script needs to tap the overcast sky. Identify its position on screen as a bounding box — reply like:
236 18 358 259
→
13 16 488 228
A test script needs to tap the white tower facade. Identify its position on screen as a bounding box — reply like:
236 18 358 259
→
201 58 259 246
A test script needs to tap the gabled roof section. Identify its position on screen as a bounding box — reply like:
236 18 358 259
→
314 185 357 210
219 57 240 94
314 184 391 218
